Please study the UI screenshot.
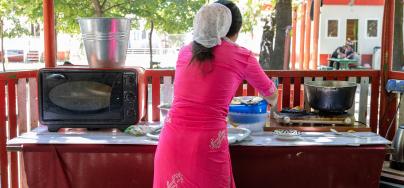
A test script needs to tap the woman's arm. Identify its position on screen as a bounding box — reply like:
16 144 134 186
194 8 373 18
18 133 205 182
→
243 55 278 106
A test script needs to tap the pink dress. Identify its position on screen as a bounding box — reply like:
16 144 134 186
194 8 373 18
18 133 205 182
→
153 40 276 188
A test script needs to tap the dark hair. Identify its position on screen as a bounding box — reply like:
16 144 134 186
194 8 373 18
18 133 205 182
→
191 0 242 64
215 0 243 37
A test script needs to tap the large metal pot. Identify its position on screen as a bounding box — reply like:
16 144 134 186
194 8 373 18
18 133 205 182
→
78 18 131 68
304 81 357 112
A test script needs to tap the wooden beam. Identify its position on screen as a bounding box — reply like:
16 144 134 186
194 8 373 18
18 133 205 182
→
299 2 306 70
43 0 56 68
379 0 396 139
291 7 298 70
303 0 312 70
312 0 321 70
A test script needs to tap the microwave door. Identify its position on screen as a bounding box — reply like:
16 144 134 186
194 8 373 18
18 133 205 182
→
42 72 124 121
49 81 112 112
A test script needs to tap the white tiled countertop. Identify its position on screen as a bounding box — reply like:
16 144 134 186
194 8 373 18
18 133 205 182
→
7 126 390 147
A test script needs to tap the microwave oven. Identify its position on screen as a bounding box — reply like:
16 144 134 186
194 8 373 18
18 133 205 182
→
38 67 146 132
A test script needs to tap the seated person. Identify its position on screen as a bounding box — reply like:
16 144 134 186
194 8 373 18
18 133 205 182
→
344 45 361 69
329 46 346 69
344 45 358 60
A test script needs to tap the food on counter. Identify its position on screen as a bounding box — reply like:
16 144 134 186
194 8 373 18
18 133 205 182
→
125 125 161 136
230 96 264 105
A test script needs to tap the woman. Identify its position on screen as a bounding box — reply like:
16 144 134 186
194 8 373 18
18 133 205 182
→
153 1 278 187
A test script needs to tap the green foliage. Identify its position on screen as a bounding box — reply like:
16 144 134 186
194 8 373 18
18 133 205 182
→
0 0 30 38
238 0 262 33
16 0 205 34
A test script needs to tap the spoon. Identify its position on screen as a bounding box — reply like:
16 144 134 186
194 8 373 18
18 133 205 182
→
330 128 365 139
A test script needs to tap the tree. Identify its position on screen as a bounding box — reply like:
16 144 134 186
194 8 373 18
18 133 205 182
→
18 0 205 68
393 0 403 71
0 1 30 72
259 10 276 70
270 0 292 70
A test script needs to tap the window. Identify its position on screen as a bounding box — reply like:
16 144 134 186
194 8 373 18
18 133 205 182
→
327 20 338 37
367 20 378 37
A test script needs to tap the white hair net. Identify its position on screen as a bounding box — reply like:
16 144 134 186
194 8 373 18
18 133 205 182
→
193 3 232 48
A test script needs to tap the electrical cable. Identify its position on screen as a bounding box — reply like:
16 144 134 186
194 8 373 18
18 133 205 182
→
384 93 403 138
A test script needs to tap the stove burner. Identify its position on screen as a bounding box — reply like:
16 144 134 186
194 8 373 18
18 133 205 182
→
275 108 355 125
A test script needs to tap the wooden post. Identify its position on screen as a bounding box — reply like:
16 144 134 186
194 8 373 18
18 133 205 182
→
43 0 56 68
291 7 298 70
299 2 306 70
379 0 396 140
312 0 321 70
303 0 312 70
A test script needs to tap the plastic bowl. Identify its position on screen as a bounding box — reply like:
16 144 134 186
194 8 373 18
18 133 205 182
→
227 112 268 132
229 100 268 114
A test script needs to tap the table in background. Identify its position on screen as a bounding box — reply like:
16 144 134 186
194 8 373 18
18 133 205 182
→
7 127 390 188
328 58 359 70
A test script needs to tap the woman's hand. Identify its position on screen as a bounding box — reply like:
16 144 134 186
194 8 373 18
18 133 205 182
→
263 89 278 107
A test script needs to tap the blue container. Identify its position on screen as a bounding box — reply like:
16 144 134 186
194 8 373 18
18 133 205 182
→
229 100 268 114
386 79 404 93
228 112 268 124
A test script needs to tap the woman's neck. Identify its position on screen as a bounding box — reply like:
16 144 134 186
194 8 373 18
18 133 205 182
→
227 35 238 42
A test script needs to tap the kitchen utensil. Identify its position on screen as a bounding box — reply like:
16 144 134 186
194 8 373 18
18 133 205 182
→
304 81 357 112
390 125 404 170
330 128 365 139
273 129 302 140
78 18 131 68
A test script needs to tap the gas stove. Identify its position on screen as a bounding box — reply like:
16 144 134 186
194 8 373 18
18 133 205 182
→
273 108 355 126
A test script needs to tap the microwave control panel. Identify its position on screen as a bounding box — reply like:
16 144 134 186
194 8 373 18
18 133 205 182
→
123 72 138 121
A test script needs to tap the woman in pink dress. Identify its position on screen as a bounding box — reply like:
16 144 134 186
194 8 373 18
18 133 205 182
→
153 1 278 187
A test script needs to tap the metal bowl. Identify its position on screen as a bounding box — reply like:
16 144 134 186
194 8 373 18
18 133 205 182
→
78 18 131 68
304 81 357 112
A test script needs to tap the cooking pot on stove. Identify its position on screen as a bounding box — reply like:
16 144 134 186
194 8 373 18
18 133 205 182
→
304 81 357 112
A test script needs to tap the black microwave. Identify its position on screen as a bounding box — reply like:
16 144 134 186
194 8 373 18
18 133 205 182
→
38 67 146 132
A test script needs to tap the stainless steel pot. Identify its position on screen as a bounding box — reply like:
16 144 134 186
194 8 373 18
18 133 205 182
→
78 18 131 68
391 125 404 170
304 80 357 112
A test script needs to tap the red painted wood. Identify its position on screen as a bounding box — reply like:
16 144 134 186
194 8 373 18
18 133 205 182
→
265 70 379 77
7 80 18 188
247 83 256 96
293 77 301 107
337 77 346 81
152 76 160 122
236 84 243 96
370 76 380 133
29 78 39 129
326 76 334 80
0 80 7 188
144 69 175 78
389 71 404 80
291 7 297 70
282 78 291 109
361 54 373 65
43 0 56 67
379 0 396 139
18 79 27 134
0 70 37 81
145 70 379 82
319 54 329 66
19 144 386 188
354 0 384 5
323 0 383 5
299 2 306 70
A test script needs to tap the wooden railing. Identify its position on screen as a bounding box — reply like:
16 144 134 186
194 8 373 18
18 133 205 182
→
144 69 380 132
1 69 380 188
0 70 38 188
